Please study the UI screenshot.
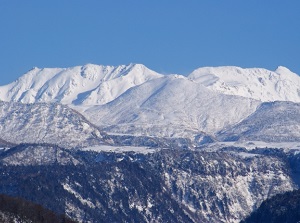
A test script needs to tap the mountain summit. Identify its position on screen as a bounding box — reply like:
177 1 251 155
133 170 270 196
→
0 63 162 106
1 64 299 106
188 66 300 102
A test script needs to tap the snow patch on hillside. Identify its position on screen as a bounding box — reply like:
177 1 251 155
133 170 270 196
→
81 145 159 154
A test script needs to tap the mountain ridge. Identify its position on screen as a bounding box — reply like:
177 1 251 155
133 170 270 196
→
0 101 104 148
1 64 299 106
188 65 300 102
0 63 162 106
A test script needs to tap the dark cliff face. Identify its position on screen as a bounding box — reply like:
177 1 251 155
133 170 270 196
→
241 189 300 223
0 194 75 223
0 145 296 223
241 151 300 223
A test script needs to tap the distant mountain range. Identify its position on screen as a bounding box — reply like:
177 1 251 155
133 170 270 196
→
1 64 299 106
1 64 300 222
1 64 299 144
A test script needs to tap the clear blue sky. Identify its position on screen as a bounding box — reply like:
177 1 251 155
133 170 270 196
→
0 0 299 84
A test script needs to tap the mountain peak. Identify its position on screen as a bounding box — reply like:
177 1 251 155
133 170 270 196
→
1 64 299 106
0 63 163 106
275 66 295 76
188 65 300 102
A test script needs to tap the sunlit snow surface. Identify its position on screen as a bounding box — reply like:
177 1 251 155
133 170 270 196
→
202 141 300 152
84 76 259 136
0 63 162 105
1 64 299 105
81 145 159 154
218 101 300 143
189 66 300 102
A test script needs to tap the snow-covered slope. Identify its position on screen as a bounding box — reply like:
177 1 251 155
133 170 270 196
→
218 101 300 142
0 101 103 148
84 75 260 137
0 63 162 106
189 66 300 102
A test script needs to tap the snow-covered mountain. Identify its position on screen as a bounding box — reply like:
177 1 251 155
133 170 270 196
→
188 66 300 102
1 64 299 107
1 63 299 142
1 64 300 222
0 101 103 148
218 101 300 142
84 75 259 138
0 63 162 106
